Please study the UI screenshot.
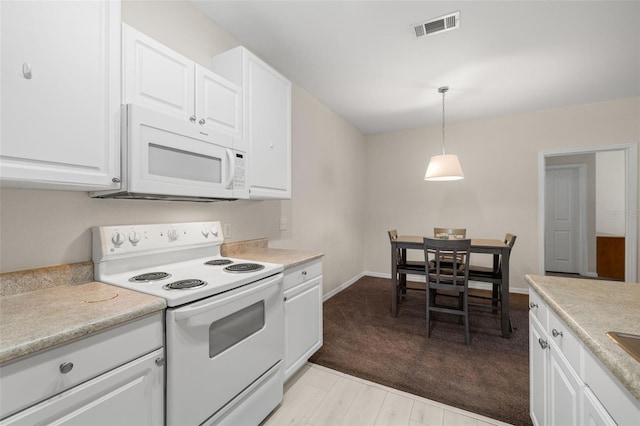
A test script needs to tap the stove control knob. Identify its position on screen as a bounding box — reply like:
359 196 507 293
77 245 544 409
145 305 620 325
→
201 227 210 238
168 228 179 242
128 231 141 246
111 232 126 247
211 225 219 237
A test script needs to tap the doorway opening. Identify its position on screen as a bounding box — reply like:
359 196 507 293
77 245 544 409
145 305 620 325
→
538 143 638 282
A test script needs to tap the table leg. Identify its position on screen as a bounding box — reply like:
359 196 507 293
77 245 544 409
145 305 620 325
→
391 244 398 317
501 248 511 338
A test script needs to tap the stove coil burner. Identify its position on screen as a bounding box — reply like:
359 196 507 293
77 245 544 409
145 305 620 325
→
129 272 171 282
223 263 265 273
204 259 234 266
162 279 207 290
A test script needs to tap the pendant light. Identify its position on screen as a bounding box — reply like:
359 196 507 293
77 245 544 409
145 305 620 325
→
424 86 464 181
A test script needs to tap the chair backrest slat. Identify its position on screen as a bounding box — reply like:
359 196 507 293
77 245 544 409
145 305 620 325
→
424 237 471 288
433 227 467 239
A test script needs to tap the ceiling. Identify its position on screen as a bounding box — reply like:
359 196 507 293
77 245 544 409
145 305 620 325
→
191 1 640 135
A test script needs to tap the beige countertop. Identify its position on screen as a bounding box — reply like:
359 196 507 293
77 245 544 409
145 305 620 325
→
222 238 323 268
526 274 640 402
0 264 166 365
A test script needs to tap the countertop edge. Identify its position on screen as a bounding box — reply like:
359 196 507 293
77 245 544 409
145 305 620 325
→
0 301 166 365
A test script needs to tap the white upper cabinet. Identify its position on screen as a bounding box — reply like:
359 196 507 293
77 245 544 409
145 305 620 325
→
122 24 195 122
212 47 292 199
195 65 243 139
122 24 242 140
0 0 121 190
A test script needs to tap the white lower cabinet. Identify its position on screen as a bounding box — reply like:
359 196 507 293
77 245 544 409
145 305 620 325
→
283 259 323 381
1 349 163 426
583 387 617 426
0 313 164 425
529 289 638 426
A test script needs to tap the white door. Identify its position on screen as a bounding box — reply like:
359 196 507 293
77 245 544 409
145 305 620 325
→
545 167 580 273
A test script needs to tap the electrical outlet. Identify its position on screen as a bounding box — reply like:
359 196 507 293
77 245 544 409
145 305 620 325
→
279 217 288 231
223 223 231 238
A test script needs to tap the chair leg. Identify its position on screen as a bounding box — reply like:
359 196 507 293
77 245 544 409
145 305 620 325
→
492 284 500 314
463 292 470 345
426 288 434 338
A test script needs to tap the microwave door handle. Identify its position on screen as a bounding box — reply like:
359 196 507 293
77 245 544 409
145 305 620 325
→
173 273 282 326
224 148 235 189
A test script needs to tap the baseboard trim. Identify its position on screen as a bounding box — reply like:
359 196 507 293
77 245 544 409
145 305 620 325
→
359 271 529 295
323 272 366 302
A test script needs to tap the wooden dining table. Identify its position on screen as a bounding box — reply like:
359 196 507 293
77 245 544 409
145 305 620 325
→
390 235 512 338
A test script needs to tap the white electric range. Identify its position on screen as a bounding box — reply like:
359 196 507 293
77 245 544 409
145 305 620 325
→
92 221 284 426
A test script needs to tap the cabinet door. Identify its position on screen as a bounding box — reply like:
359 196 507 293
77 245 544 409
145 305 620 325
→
122 24 195 121
246 54 291 199
548 346 581 426
284 276 323 381
0 0 120 190
1 349 164 426
195 65 242 139
583 387 616 426
529 313 548 426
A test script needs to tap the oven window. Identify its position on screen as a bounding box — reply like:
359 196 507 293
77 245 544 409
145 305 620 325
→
149 143 222 183
209 301 265 358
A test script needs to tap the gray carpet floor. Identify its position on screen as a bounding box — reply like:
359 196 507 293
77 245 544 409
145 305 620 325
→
309 276 532 426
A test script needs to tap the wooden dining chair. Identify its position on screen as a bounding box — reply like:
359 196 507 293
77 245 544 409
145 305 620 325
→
423 237 472 345
433 227 467 239
432 227 467 268
468 233 517 316
388 230 425 301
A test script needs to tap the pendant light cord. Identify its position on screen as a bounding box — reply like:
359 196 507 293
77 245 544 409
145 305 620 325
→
438 86 449 156
441 89 446 155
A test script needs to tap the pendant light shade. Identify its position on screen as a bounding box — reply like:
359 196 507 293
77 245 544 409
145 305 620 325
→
424 86 464 181
424 154 464 181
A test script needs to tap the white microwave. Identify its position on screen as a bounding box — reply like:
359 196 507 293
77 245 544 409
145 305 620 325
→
91 105 247 202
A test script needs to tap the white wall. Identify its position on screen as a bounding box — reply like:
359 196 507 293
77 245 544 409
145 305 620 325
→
363 98 640 292
596 150 626 236
0 0 367 296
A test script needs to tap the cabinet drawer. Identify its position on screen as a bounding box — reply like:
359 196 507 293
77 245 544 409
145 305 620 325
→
0 312 163 419
547 309 582 373
1 348 164 426
528 289 548 329
283 259 322 292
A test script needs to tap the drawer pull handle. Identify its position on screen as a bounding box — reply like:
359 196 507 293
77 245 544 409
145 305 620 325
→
529 302 538 309
552 329 563 338
59 362 74 374
538 338 549 350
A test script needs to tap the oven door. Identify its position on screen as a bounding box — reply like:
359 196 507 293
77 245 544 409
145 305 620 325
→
126 104 241 199
165 273 284 426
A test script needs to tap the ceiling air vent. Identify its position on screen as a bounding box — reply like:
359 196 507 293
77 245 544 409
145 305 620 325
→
412 11 460 39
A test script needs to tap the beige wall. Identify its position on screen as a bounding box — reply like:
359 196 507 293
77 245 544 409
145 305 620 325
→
0 0 367 296
363 98 640 292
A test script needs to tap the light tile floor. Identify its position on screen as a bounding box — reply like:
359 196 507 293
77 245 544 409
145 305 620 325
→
262 363 513 426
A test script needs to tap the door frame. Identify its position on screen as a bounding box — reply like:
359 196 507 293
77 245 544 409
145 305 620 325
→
538 143 638 282
544 164 587 276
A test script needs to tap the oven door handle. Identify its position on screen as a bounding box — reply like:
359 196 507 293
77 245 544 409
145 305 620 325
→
173 273 283 325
